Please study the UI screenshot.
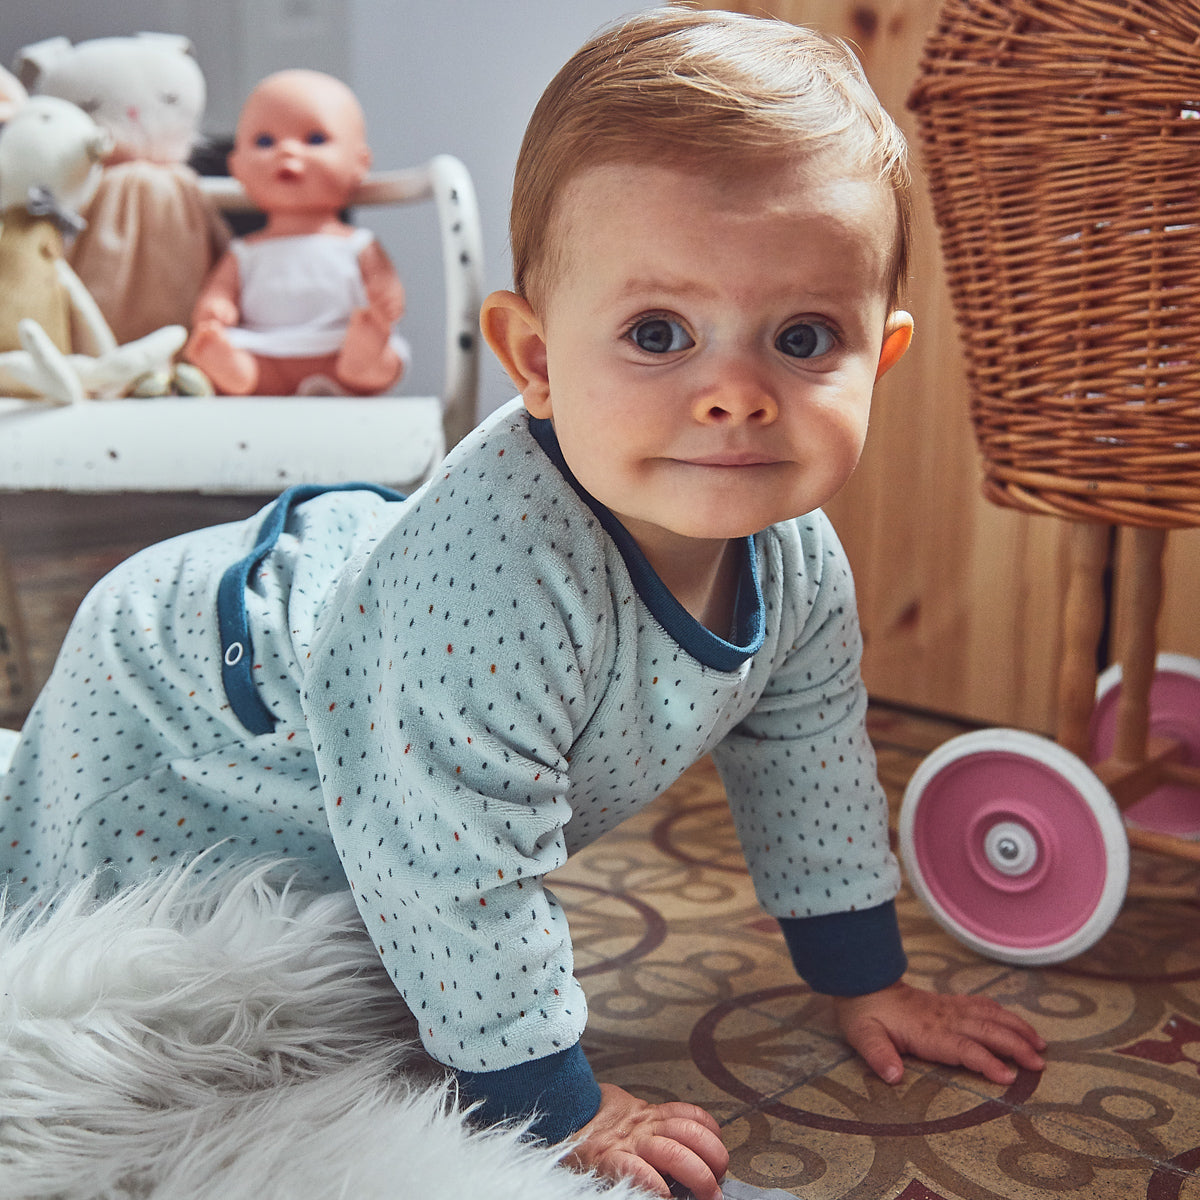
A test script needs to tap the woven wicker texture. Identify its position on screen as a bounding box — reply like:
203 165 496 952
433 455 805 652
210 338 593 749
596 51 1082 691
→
909 0 1200 527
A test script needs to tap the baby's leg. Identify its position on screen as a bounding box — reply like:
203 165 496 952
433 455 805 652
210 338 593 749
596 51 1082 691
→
183 320 260 395
0 510 328 905
334 308 405 395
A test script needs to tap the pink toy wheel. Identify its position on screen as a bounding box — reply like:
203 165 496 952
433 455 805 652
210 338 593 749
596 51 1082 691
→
1090 653 1200 839
900 729 1128 966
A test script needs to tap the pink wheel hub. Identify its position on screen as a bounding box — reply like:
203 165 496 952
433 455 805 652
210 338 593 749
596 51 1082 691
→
966 805 1050 892
900 729 1128 965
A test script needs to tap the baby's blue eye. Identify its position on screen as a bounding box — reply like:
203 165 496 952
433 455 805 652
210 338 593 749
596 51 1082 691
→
255 133 275 148
306 130 329 145
776 322 836 359
629 317 693 354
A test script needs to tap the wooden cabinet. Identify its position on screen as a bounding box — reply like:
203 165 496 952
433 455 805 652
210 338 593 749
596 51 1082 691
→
693 0 1200 732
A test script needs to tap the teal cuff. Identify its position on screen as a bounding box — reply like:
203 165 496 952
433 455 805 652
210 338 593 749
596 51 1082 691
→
456 1042 602 1144
778 900 908 996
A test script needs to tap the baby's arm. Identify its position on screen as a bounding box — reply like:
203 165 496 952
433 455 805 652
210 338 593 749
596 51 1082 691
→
714 515 1045 1090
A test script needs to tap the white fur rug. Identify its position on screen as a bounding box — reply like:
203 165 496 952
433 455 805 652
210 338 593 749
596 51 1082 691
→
0 854 652 1200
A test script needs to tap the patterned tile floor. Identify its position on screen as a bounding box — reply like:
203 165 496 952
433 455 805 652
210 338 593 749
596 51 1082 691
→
4 494 1200 1199
553 727 1200 1200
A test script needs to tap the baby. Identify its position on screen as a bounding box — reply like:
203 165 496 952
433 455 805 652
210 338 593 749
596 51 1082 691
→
1 11 1045 1198
184 69 406 395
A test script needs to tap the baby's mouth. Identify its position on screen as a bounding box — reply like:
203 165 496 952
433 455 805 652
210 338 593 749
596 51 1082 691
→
681 452 778 468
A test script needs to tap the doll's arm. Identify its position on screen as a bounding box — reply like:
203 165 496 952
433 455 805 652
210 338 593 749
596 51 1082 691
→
191 250 242 329
357 238 405 329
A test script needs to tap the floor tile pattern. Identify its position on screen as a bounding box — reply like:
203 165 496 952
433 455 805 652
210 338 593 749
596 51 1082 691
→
551 737 1200 1199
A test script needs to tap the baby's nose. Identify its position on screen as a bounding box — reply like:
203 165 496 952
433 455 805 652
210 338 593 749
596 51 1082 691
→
693 364 779 424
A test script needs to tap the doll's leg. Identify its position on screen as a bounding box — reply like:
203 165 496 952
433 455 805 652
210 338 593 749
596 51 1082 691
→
76 326 188 397
183 320 260 395
2 320 87 404
334 308 405 394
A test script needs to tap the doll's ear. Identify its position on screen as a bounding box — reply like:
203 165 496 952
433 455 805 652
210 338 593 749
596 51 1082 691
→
13 36 72 91
481 290 551 416
875 310 913 381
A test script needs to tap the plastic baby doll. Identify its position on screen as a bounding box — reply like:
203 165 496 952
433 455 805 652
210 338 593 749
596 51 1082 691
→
184 69 406 395
0 12 1046 1200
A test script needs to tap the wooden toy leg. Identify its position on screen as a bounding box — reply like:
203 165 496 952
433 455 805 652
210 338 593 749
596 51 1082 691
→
1056 521 1111 759
0 542 34 719
1089 527 1200 860
1094 525 1188 810
1111 525 1166 765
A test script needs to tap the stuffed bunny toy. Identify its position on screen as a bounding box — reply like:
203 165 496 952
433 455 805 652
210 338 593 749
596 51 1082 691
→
16 33 229 344
0 95 190 403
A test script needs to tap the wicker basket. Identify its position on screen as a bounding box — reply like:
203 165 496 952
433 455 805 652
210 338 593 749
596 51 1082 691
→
909 0 1200 528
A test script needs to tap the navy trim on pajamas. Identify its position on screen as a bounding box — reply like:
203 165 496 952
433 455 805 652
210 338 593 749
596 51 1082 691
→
527 415 765 671
217 482 406 734
778 901 907 996
456 1042 602 1144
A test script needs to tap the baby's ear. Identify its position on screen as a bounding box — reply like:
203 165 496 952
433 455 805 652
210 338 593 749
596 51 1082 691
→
875 310 913 381
480 290 551 416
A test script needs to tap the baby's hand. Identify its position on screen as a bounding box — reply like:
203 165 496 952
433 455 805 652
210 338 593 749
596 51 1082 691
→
566 1083 728 1200
833 981 1046 1086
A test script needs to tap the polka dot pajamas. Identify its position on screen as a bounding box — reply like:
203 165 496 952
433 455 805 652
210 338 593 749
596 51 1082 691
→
1 398 903 1140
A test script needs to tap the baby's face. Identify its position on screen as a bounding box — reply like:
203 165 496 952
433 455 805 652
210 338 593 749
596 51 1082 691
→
529 158 902 565
230 75 369 214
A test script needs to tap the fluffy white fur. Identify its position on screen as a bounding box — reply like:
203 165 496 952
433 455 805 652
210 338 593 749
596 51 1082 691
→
0 857 650 1200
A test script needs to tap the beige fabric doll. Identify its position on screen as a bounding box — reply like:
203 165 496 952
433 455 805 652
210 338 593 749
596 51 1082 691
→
16 34 229 345
0 96 188 403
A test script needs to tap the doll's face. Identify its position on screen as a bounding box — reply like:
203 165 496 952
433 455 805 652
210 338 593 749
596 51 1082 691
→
229 71 370 214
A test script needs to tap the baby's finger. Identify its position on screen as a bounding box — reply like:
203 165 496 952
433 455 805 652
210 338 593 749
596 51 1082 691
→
606 1149 672 1199
656 1115 730 1178
641 1134 723 1200
952 1035 1022 1085
971 1018 1046 1073
988 1006 1048 1057
652 1101 724 1137
843 1021 905 1084
959 995 1044 1042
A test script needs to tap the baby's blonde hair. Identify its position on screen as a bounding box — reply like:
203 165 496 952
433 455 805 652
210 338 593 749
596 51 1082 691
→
511 7 911 312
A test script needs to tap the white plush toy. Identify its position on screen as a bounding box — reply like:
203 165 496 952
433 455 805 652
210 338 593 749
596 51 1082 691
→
0 95 190 404
16 33 229 344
